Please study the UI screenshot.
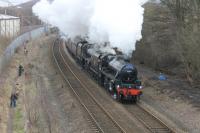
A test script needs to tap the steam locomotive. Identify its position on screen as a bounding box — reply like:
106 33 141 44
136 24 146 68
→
64 37 142 102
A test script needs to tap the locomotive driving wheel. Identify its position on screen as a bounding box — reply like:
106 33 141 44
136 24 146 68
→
103 78 109 90
117 92 124 102
108 81 113 92
133 95 139 103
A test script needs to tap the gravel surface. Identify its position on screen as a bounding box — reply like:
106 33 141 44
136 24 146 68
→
24 35 93 133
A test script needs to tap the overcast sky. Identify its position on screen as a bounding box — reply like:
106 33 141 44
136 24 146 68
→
0 0 31 7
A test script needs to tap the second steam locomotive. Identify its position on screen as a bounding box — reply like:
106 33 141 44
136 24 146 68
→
64 37 143 103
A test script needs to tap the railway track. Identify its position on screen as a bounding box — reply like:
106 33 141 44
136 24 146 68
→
52 38 176 133
125 103 175 133
52 39 125 133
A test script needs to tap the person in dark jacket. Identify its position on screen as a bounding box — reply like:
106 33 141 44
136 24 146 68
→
10 93 18 108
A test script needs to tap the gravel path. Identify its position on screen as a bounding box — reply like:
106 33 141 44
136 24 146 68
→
7 108 13 133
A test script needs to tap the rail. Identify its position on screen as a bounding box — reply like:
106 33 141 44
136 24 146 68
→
133 103 176 133
52 39 126 133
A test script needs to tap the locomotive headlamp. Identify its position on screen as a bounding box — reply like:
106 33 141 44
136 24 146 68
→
117 85 120 89
139 86 143 89
135 85 143 89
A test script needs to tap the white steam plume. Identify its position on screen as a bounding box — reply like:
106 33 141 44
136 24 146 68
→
33 0 147 56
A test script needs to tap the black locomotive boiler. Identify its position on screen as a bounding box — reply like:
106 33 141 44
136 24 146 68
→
64 37 142 102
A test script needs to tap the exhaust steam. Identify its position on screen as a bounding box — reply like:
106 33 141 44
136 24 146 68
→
33 0 147 57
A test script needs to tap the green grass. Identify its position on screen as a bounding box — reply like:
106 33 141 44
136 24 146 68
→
13 106 24 133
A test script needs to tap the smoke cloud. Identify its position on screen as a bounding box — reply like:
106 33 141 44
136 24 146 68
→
33 0 147 56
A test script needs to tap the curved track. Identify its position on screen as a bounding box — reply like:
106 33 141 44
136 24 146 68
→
52 39 125 133
52 38 176 133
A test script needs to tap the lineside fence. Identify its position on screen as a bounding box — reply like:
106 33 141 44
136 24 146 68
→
0 26 48 74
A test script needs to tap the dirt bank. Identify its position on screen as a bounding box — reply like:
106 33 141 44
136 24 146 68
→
0 34 92 133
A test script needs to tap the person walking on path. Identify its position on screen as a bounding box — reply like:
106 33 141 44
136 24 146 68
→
10 92 18 108
24 47 28 56
18 64 24 77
